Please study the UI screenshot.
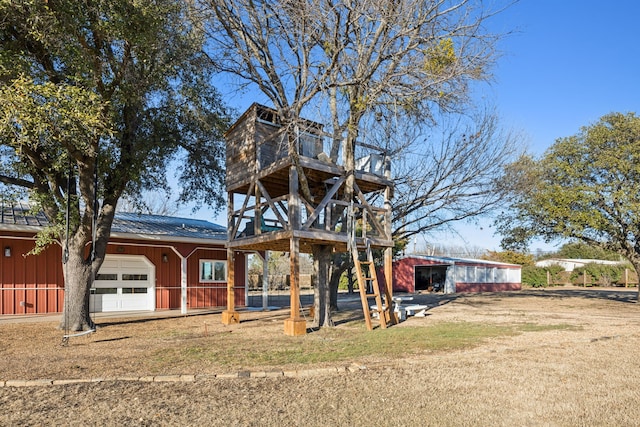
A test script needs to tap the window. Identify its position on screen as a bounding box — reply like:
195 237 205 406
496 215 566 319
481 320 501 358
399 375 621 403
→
122 287 148 294
96 273 117 281
92 288 117 295
467 266 477 282
122 274 148 281
199 260 227 283
299 131 321 158
477 267 488 283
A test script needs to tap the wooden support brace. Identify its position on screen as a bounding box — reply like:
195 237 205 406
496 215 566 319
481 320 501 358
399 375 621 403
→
256 179 289 229
230 182 256 239
302 176 345 229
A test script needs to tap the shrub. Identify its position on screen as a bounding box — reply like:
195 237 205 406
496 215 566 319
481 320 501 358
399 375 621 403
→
570 263 632 286
521 265 566 287
521 266 549 287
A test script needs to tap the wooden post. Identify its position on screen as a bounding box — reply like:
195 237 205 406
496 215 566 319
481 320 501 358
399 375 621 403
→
254 183 261 236
222 192 239 324
284 165 306 336
262 251 269 310
383 155 397 324
180 256 188 315
625 268 629 288
547 270 551 286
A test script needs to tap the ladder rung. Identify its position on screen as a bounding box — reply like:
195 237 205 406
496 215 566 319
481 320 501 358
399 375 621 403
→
365 293 379 298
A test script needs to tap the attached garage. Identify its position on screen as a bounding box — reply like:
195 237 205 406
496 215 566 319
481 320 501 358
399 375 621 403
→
0 202 247 315
90 255 155 312
392 255 522 294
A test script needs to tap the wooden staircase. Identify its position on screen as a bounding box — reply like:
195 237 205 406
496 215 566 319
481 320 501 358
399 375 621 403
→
351 240 394 330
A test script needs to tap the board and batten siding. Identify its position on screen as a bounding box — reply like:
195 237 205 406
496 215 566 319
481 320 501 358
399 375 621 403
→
0 232 245 315
0 234 64 315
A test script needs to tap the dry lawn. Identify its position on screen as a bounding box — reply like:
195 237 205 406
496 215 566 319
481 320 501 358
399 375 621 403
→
2 287 640 426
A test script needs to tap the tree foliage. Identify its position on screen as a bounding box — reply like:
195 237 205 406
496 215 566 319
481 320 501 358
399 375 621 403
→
497 112 640 298
551 242 621 261
569 263 630 287
520 265 564 288
482 250 534 266
0 0 230 329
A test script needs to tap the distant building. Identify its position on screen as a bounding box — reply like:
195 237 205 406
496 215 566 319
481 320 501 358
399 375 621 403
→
389 255 521 294
535 258 625 272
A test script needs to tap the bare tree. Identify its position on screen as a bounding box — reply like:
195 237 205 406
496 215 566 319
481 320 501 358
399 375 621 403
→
198 0 513 327
117 191 179 217
391 109 521 242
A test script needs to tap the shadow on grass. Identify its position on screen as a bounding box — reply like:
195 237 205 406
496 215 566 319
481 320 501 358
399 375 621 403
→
496 287 638 304
93 288 635 331
95 309 223 328
92 336 131 343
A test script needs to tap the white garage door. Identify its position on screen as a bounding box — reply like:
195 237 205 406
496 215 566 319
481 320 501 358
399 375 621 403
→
90 255 155 312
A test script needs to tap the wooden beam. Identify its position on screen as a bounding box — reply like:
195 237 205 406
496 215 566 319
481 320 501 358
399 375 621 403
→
223 192 240 325
284 165 306 336
256 179 289 229
230 182 255 240
302 176 345 230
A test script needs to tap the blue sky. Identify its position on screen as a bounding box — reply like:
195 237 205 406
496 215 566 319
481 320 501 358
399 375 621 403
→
186 0 640 254
491 0 640 155
420 0 640 253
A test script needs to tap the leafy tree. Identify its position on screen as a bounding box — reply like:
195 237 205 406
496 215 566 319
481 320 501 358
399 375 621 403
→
497 112 640 299
553 242 621 261
0 1 230 330
570 263 629 287
482 250 534 266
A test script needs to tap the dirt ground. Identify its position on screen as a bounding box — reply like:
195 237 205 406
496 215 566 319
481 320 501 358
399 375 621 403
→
2 287 640 426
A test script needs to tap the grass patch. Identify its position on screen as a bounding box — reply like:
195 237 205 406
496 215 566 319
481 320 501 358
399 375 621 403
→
153 322 524 369
150 321 583 371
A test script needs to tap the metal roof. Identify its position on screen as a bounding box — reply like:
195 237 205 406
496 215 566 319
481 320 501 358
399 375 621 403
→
0 200 49 227
112 212 226 241
0 201 226 242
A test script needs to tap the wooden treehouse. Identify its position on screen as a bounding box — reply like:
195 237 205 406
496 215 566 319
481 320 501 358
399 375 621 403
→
221 103 396 335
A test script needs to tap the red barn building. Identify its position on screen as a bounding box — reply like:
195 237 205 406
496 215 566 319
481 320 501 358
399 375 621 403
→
391 255 521 294
0 202 246 315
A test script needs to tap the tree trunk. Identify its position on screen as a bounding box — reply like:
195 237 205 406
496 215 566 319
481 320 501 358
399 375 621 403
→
59 243 95 331
329 266 340 311
628 258 640 302
312 244 334 328
329 253 349 310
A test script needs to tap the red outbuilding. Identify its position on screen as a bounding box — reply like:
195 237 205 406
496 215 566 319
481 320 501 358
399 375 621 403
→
390 255 522 294
0 202 246 315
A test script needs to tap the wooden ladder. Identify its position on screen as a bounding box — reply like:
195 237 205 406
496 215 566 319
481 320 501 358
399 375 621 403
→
351 240 392 330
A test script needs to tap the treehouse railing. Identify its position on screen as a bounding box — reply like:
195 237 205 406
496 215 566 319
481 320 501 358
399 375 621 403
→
255 129 389 178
